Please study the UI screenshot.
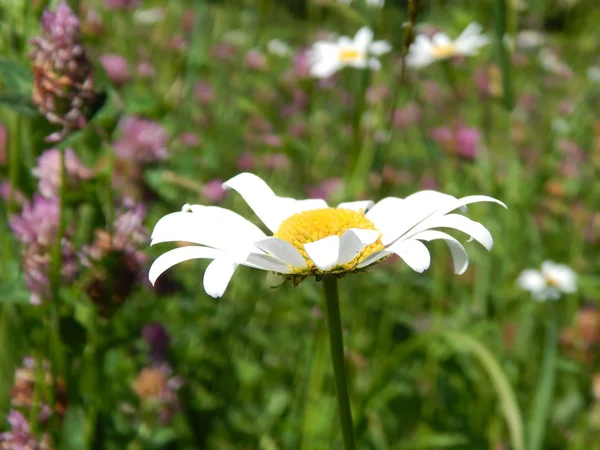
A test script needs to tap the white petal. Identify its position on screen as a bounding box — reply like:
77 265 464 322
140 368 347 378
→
367 193 455 246
541 261 577 293
222 173 282 231
370 40 392 55
338 36 353 47
151 207 266 251
304 236 340 271
431 195 507 217
407 213 494 250
432 32 452 47
337 229 381 266
517 269 547 295
337 200 374 212
244 253 295 273
412 230 469 274
356 249 392 268
368 58 382 70
312 57 343 78
291 198 329 214
353 27 374 51
203 257 239 298
149 246 223 285
254 237 308 269
457 22 483 41
223 173 328 231
388 239 431 273
365 197 405 240
370 192 505 246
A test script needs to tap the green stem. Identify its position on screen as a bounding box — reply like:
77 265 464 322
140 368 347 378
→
492 0 515 110
527 309 558 450
47 148 67 446
347 70 371 197
8 114 21 214
322 277 356 450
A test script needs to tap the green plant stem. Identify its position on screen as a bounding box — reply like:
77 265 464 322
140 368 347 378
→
8 114 21 214
47 148 67 447
492 0 515 110
347 70 371 197
322 277 356 450
527 310 558 450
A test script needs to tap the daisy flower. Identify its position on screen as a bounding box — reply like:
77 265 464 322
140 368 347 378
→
309 27 392 78
406 22 489 69
339 0 385 7
149 173 505 298
517 261 577 301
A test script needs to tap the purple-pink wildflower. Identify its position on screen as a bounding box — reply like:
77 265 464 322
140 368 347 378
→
99 54 131 85
201 179 227 203
32 148 93 198
30 2 96 142
113 116 168 163
142 323 171 363
0 410 52 449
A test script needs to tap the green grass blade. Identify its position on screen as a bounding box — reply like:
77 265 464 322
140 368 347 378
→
527 319 558 450
444 331 525 450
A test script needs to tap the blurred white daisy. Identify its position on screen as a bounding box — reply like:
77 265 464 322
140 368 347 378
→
267 39 291 57
309 27 391 78
406 22 489 68
338 0 385 6
517 261 577 301
587 66 600 83
516 30 546 50
133 8 165 24
149 173 505 298
539 48 573 77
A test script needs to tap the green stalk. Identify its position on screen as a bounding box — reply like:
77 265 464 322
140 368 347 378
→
492 0 515 110
47 148 67 446
8 114 21 214
49 148 66 371
527 309 558 450
347 70 371 197
322 277 356 450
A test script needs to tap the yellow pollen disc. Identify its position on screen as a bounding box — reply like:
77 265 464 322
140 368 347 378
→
273 208 385 273
545 276 560 288
431 43 457 60
338 48 363 63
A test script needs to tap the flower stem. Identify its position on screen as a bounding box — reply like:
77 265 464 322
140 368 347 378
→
322 276 356 450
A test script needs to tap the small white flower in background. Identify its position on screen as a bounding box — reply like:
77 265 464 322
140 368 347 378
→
516 30 546 50
517 261 577 301
587 66 600 83
406 22 489 69
551 117 570 134
133 8 165 24
539 48 573 77
338 0 384 6
267 39 291 57
149 173 505 298
309 27 392 78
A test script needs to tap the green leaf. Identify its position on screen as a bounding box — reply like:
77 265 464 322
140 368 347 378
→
0 263 31 305
442 330 525 450
0 57 33 94
62 406 87 450
0 92 38 117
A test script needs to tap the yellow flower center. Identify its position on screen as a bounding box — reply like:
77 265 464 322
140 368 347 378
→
431 43 457 60
338 48 363 63
273 208 384 273
545 275 560 288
